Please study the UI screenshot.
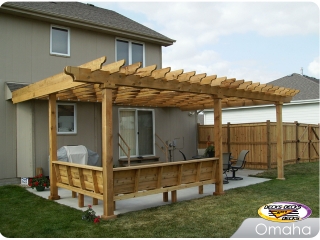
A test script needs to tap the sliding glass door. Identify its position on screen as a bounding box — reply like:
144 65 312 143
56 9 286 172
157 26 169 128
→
119 109 154 158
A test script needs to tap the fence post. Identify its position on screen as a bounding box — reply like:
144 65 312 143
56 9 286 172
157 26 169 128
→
266 120 271 169
227 122 231 153
197 123 200 149
308 125 312 162
295 121 299 163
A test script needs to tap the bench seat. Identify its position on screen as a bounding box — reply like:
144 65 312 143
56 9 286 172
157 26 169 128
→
118 156 160 167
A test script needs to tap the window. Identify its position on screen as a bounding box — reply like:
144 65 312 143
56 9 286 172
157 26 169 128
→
57 103 77 134
50 25 70 56
116 39 144 66
119 109 154 157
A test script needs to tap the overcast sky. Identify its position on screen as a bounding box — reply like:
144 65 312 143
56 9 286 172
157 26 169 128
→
88 1 319 83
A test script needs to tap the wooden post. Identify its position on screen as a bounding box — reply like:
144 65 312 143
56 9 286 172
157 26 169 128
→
213 98 224 195
308 125 312 162
78 194 84 207
163 192 168 202
93 198 98 205
198 185 203 194
266 120 271 169
48 94 60 200
276 103 285 180
171 190 177 203
101 88 117 220
295 121 299 163
197 123 200 149
227 122 231 153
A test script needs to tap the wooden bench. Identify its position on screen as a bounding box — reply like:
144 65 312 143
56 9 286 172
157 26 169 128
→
52 157 219 211
118 156 160 167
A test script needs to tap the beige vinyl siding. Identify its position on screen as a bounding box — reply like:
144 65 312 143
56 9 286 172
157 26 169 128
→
154 108 197 162
144 42 162 68
17 101 34 177
1 13 162 83
0 100 17 180
33 101 102 176
113 106 197 165
32 104 199 173
0 12 164 181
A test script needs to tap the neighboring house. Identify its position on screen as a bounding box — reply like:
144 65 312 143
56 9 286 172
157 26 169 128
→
203 73 320 125
1 2 206 185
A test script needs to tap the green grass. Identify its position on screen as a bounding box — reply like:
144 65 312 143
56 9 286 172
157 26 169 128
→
0 162 319 238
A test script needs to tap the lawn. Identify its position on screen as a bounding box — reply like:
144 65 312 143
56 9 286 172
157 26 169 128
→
0 161 318 238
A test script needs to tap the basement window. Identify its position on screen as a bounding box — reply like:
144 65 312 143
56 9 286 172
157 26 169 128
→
57 103 77 134
50 25 70 56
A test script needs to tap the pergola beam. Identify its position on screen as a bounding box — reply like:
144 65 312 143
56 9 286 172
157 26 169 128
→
64 67 294 103
180 99 275 110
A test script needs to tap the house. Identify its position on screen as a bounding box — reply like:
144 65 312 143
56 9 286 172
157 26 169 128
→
0 2 191 185
2 2 302 218
202 73 319 125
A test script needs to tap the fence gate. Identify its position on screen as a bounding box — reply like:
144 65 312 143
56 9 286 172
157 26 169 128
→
297 124 309 163
309 125 319 162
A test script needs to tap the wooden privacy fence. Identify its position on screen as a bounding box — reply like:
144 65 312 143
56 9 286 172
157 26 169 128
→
198 121 319 170
53 157 218 208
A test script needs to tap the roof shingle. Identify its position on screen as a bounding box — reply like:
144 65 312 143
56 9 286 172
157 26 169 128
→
1 2 175 45
268 73 319 100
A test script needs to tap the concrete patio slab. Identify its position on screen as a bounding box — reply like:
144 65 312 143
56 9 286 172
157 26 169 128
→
25 168 270 217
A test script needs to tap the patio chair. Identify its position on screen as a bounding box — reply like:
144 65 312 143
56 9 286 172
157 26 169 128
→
226 150 249 180
223 152 232 184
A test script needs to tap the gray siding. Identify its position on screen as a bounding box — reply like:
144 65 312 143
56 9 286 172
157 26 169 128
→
0 12 162 182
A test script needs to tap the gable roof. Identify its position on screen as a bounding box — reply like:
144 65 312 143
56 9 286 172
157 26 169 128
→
6 82 29 92
0 1 175 46
268 73 319 101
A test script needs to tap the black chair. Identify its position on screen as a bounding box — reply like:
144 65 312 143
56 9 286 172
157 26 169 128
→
223 152 232 184
226 150 249 180
179 150 187 160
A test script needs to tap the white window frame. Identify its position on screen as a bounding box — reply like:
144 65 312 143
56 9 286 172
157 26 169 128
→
115 38 145 67
118 108 155 158
56 103 77 134
50 25 70 56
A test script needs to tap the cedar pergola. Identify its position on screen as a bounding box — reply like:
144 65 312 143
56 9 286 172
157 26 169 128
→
12 56 299 219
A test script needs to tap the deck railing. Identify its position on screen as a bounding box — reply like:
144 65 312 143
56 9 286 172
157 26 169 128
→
52 157 218 207
155 133 169 162
118 133 131 166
